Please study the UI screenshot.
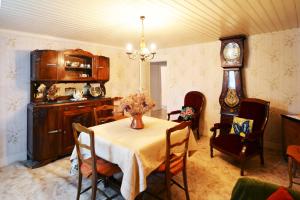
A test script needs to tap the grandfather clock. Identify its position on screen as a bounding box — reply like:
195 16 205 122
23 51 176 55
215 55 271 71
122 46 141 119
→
219 35 246 124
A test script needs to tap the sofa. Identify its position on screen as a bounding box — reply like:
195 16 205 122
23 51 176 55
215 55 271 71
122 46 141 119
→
231 177 300 200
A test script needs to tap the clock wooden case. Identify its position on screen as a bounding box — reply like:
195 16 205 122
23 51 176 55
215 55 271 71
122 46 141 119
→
219 35 246 124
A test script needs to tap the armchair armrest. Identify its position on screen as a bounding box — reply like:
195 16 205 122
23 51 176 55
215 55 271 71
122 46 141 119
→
210 122 232 139
210 123 232 132
167 110 181 120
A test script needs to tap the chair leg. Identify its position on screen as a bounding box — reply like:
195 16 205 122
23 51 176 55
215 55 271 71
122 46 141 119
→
104 177 109 188
240 163 245 176
240 156 246 176
76 172 83 200
210 146 213 158
196 129 200 140
288 157 293 188
182 168 190 200
91 174 97 200
165 173 172 200
260 148 264 165
293 161 297 177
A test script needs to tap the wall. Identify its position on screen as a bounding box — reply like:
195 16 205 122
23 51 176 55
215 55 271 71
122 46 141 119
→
154 28 300 150
160 65 167 108
0 29 140 166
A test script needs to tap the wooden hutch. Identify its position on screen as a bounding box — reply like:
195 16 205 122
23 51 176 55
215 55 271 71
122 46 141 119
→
27 49 112 168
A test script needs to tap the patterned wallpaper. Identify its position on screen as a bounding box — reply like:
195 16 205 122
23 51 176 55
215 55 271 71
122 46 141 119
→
0 29 140 166
155 28 300 150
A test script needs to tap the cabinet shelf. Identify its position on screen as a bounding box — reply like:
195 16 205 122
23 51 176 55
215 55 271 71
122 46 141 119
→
65 66 92 71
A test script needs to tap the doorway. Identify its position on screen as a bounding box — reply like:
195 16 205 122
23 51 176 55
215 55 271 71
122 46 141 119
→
150 61 167 113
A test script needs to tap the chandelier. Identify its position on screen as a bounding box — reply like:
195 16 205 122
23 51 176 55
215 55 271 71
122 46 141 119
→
126 16 157 62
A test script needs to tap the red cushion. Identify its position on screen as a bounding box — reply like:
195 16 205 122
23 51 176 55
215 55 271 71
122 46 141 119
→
267 187 294 200
287 145 300 162
156 154 183 175
80 157 121 178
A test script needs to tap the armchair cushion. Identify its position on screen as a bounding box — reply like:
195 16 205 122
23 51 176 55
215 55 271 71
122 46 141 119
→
212 134 259 156
230 117 253 137
267 187 294 200
179 106 195 121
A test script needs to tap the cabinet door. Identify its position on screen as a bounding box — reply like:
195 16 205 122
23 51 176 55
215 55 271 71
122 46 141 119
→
31 50 59 80
61 105 93 155
28 106 61 162
94 56 110 81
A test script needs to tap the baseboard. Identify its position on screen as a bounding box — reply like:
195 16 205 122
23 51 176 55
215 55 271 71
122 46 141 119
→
0 152 26 167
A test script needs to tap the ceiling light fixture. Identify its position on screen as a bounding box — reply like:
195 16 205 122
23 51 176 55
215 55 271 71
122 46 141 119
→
126 16 157 62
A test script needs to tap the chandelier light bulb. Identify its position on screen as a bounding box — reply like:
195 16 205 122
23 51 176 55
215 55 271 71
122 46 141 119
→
126 43 133 53
150 43 156 53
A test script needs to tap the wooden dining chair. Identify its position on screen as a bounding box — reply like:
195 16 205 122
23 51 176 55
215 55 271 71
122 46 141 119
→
72 123 121 200
154 121 192 200
93 97 127 126
93 105 116 125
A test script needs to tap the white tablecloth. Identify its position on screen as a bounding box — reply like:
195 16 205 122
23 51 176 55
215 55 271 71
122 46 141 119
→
70 116 198 200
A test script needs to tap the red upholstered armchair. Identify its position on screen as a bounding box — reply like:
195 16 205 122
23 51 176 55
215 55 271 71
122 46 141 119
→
210 98 270 176
168 91 205 139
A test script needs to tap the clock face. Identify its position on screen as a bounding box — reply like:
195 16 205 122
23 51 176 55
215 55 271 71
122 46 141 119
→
223 42 240 65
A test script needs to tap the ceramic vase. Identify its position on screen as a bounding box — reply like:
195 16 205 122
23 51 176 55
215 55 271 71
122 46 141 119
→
130 114 144 129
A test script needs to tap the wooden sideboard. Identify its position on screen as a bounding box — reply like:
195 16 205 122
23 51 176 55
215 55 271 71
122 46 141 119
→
27 49 112 168
27 98 114 168
281 114 300 159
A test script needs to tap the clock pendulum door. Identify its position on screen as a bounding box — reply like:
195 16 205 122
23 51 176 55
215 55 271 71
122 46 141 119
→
219 35 246 124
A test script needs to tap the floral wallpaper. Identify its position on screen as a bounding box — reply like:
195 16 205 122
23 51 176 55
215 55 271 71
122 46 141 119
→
156 28 300 150
0 29 140 166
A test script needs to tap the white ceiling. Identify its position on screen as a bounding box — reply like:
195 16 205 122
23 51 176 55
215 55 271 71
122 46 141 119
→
0 0 299 48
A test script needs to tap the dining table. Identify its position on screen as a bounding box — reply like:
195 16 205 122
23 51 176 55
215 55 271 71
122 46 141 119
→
70 116 199 200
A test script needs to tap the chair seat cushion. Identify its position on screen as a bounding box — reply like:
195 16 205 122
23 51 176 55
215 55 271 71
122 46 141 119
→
287 145 300 162
212 134 259 156
156 154 183 175
80 157 121 178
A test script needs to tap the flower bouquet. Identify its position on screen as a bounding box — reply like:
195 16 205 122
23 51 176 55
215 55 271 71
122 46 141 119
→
120 93 155 129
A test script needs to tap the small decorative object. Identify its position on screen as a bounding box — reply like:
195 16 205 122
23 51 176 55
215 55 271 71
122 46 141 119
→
89 86 101 97
83 83 91 96
66 60 71 66
120 93 155 129
179 106 195 121
65 87 76 96
47 84 59 101
73 90 84 100
71 62 79 67
36 83 46 99
230 116 253 137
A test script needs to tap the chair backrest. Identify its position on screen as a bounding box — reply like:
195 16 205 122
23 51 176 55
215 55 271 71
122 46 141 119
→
93 105 115 125
238 98 270 133
165 121 192 175
72 123 96 172
184 91 205 114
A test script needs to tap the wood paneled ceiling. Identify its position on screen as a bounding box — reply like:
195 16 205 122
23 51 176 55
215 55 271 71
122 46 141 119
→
0 0 299 48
